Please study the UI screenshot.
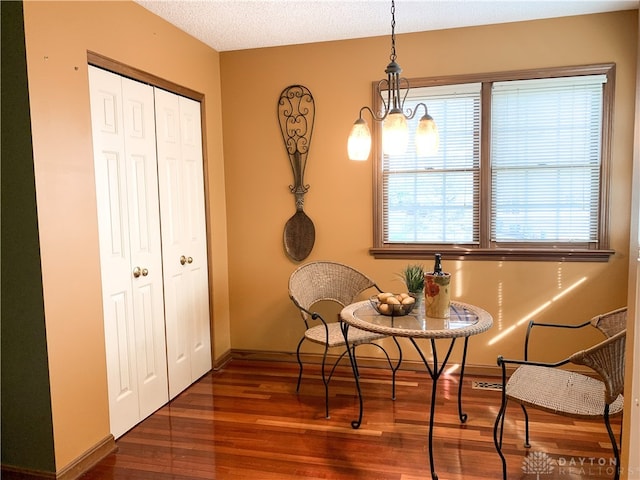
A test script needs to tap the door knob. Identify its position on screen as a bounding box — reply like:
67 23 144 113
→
141 268 149 277
180 255 187 265
133 266 141 278
187 256 193 264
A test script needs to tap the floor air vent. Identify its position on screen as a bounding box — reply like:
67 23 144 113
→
472 381 503 391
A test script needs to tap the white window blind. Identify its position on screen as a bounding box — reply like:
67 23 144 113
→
490 75 607 243
383 83 481 244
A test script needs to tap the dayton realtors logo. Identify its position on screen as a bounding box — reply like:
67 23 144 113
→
522 451 555 479
522 452 618 478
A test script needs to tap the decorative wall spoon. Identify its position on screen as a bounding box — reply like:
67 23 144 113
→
278 85 315 262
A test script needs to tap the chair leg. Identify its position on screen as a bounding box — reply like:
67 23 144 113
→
520 404 531 448
498 402 506 449
295 336 306 393
603 405 620 480
494 394 508 479
321 343 330 419
494 361 508 480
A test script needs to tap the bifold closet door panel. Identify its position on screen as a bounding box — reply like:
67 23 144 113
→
120 76 169 419
176 95 212 382
89 66 139 438
154 88 212 399
89 66 168 438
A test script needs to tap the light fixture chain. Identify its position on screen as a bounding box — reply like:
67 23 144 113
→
389 0 396 62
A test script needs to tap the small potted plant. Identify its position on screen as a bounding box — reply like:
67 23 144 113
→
398 264 425 298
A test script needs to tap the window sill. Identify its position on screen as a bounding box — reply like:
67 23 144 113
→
369 246 615 262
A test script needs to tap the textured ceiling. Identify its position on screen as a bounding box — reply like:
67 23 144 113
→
135 0 639 52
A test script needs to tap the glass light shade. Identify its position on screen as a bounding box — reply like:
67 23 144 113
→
382 110 409 156
416 114 439 156
348 118 372 161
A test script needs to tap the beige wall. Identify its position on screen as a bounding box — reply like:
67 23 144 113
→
22 0 230 471
220 10 637 366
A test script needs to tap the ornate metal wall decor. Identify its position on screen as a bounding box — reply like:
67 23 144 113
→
278 85 316 262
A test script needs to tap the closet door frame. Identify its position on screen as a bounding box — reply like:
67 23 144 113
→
87 51 215 380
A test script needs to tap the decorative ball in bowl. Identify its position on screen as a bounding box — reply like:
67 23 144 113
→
370 292 416 316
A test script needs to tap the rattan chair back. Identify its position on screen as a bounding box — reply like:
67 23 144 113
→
570 329 626 405
590 307 627 338
289 261 377 323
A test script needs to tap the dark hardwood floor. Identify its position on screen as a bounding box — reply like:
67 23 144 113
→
81 359 622 479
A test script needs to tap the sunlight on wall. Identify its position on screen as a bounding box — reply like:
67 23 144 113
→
487 276 588 346
497 261 504 332
557 263 564 290
454 261 463 298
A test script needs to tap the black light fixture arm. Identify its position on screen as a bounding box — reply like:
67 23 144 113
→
406 101 433 121
355 105 377 123
359 77 431 124
383 60 406 113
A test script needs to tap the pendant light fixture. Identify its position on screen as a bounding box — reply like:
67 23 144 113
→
348 0 439 161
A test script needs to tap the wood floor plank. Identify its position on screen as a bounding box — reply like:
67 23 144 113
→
80 360 623 480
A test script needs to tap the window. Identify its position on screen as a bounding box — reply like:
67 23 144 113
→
371 64 615 261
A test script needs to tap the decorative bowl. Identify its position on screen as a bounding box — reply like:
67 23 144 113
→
370 293 416 316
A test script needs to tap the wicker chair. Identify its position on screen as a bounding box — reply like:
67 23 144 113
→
288 261 401 418
494 307 627 480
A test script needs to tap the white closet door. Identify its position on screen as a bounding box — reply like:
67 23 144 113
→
89 66 168 438
155 88 212 399
121 77 169 420
89 66 138 437
178 96 212 380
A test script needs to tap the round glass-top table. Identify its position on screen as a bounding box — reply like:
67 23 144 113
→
341 300 493 339
340 300 493 480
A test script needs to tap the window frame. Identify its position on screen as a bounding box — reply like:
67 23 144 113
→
370 63 616 262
